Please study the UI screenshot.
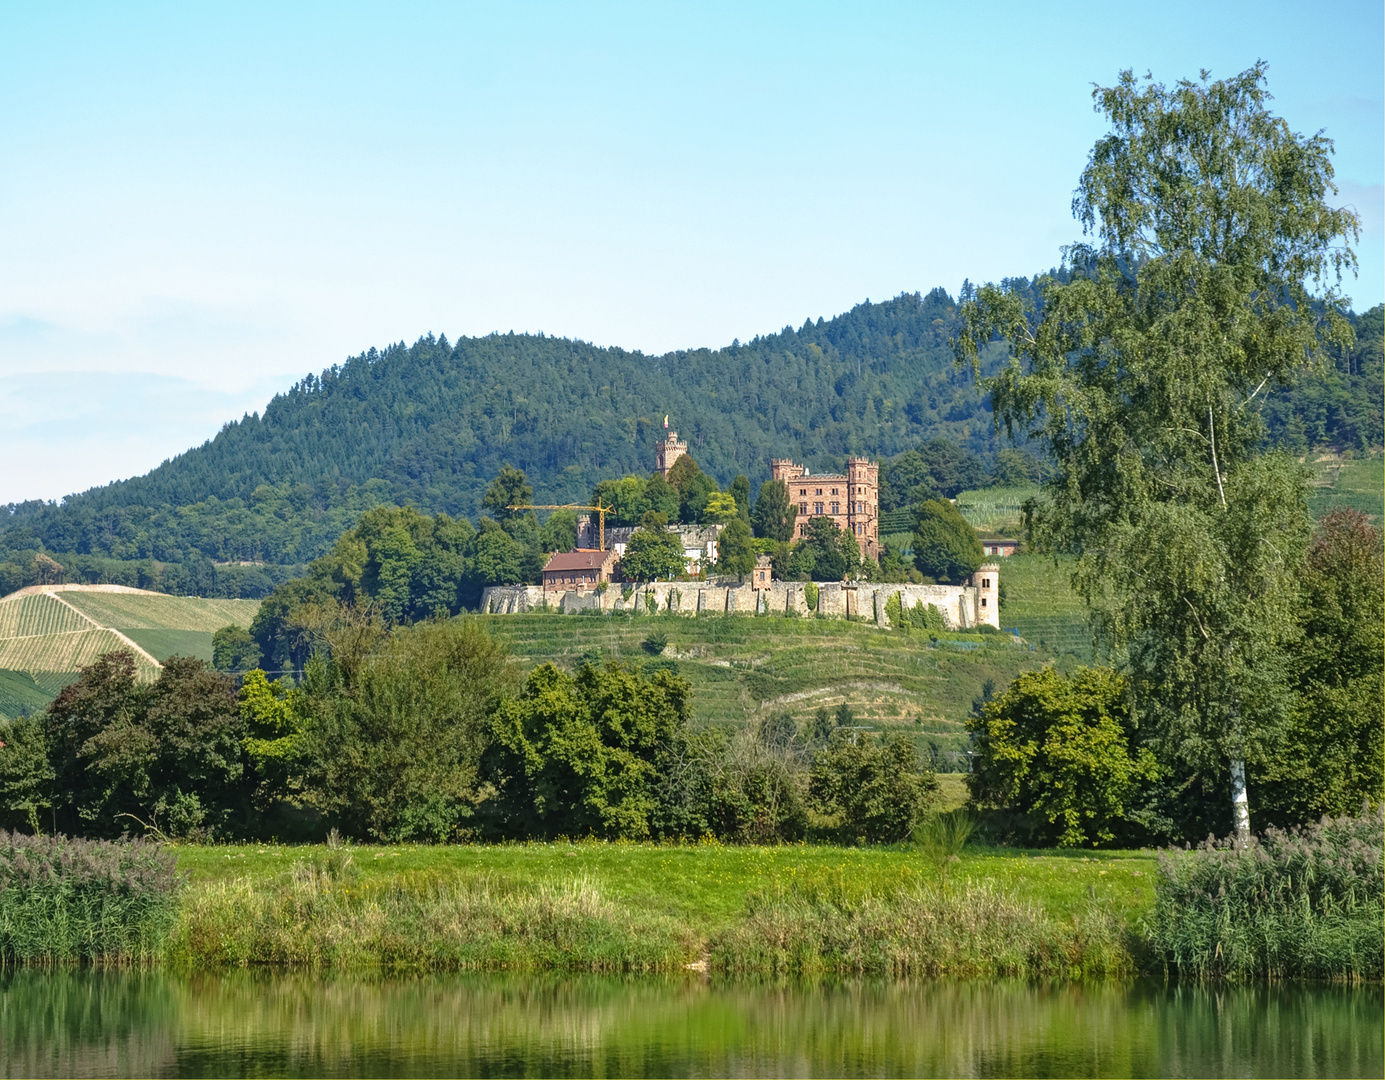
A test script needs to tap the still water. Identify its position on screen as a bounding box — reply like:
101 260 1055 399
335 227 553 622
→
2 970 1380 1078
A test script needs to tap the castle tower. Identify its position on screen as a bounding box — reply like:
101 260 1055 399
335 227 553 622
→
972 562 1000 629
846 456 880 560
770 458 805 485
656 431 688 478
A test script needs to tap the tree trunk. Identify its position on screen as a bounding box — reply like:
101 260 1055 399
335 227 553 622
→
1230 758 1251 847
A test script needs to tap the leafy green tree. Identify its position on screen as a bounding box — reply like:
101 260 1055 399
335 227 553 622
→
879 449 941 512
642 473 681 521
967 667 1161 847
703 492 739 524
664 454 701 494
297 618 517 842
592 475 651 527
789 516 854 581
728 475 752 522
809 732 937 843
46 652 245 839
621 523 685 582
212 624 262 672
912 499 983 584
1256 509 1384 827
471 520 529 586
480 661 691 839
680 471 720 525
0 713 55 833
716 517 756 576
538 509 578 554
956 65 1358 843
238 669 307 813
481 465 533 522
751 479 797 541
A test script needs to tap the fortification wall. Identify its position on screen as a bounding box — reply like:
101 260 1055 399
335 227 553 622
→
480 576 999 629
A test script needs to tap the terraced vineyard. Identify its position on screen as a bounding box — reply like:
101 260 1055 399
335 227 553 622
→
59 592 260 634
1307 453 1384 526
482 613 1063 764
0 586 261 719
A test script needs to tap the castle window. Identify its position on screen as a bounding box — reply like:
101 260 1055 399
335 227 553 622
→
831 502 839 515
981 597 987 607
831 488 838 495
815 488 822 496
800 489 807 496
814 502 824 515
799 502 807 514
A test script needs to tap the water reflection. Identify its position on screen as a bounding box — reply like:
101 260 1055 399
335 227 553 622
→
1 969 1380 1078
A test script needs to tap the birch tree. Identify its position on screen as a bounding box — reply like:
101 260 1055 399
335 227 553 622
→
956 63 1360 844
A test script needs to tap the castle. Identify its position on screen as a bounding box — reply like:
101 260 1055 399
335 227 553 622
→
514 427 1000 628
771 456 880 560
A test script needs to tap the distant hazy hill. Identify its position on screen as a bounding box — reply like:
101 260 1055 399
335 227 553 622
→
0 288 1377 597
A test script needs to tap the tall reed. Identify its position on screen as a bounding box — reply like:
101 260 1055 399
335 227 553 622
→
0 831 180 964
709 880 1137 978
167 853 695 972
1147 806 1383 980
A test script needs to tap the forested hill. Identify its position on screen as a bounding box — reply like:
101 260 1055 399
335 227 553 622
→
0 290 995 570
1 288 1379 596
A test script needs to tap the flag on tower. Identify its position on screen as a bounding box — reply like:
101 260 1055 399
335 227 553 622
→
663 415 669 429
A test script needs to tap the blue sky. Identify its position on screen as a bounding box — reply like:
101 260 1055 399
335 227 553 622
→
2 1 1381 503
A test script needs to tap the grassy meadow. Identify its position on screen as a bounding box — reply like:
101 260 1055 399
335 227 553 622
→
168 840 1156 976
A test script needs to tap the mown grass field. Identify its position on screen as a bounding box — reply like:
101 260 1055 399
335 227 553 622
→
483 614 1059 758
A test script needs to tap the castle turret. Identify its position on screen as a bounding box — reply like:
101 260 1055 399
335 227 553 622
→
973 563 1000 629
656 431 688 478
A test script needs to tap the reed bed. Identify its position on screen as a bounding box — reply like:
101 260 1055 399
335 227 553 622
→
0 831 179 964
708 880 1137 978
168 852 695 972
1147 807 1384 981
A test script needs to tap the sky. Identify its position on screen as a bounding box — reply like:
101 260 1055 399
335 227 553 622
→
2 1 1381 504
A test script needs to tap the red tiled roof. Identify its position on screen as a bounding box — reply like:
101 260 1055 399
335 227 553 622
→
542 549 615 573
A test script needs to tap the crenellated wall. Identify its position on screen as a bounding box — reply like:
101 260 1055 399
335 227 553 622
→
481 565 1001 629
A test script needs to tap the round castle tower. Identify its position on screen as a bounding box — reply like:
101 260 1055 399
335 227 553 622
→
972 563 1000 628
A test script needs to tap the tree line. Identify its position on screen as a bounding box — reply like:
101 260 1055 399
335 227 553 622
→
0 617 936 846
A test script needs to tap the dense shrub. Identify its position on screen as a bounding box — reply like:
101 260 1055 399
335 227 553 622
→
1148 806 1383 980
809 732 938 843
0 831 180 964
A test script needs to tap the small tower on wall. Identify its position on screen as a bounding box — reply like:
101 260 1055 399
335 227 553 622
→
973 563 1000 629
656 431 688 478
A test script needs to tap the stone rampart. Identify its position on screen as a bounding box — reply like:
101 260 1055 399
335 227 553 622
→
480 576 999 629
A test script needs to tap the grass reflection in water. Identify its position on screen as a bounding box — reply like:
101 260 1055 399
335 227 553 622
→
2 969 1381 1079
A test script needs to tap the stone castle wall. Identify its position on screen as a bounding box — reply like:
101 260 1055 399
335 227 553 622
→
481 573 1000 630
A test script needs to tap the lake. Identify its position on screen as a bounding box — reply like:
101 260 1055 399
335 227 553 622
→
2 970 1380 1078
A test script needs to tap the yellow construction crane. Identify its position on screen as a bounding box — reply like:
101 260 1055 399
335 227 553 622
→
507 499 614 550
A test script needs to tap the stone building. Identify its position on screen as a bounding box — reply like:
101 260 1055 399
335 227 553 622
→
541 549 618 593
771 456 880 560
575 518 722 575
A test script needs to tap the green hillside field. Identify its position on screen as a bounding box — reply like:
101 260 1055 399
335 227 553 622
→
0 587 260 718
482 612 1071 767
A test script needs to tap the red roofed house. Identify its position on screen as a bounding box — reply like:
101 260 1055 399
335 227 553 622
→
542 549 619 593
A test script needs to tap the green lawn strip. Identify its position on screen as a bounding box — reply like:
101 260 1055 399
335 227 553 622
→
172 842 1157 941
